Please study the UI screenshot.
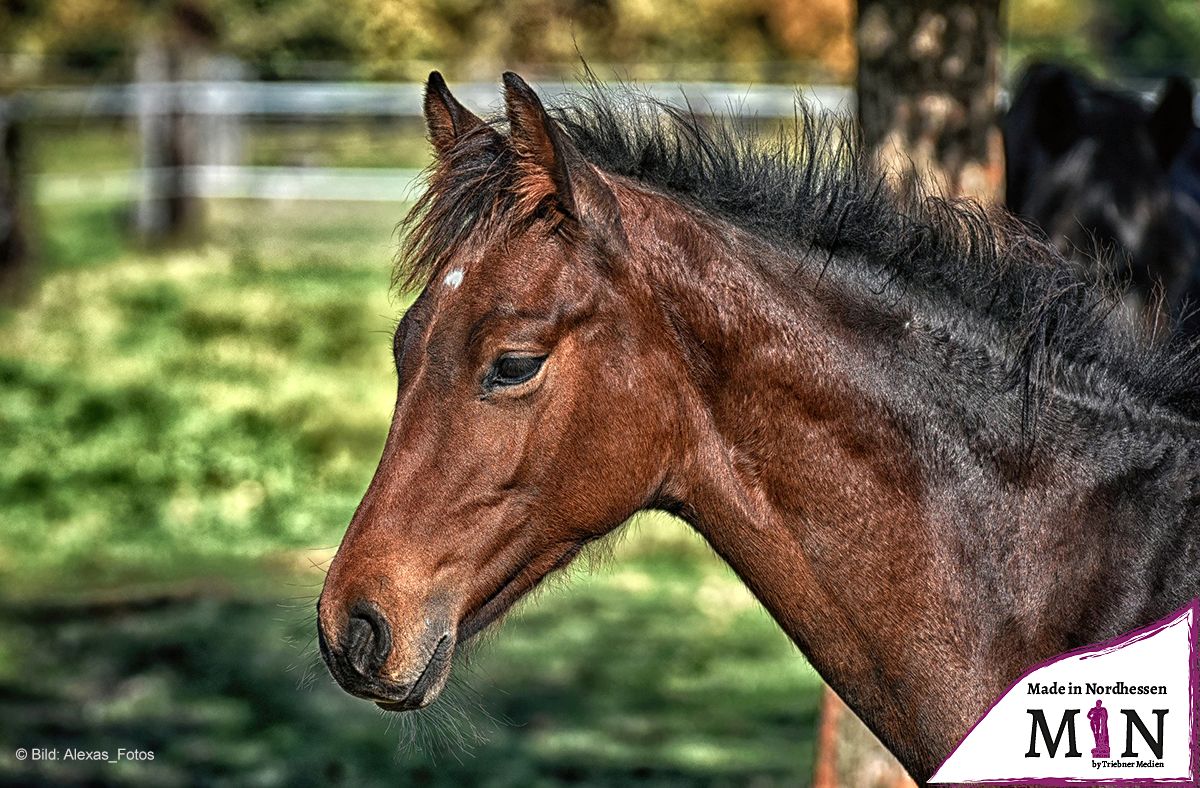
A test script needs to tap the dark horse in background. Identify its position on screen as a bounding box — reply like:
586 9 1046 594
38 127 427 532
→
1003 62 1200 327
318 72 1200 783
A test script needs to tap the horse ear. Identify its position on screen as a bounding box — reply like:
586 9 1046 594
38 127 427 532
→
501 72 625 250
1149 75 1195 168
1032 68 1082 158
424 71 496 156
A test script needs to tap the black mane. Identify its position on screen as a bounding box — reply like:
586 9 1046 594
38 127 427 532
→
398 82 1200 422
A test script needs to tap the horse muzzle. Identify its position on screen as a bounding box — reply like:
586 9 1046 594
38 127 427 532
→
317 598 457 711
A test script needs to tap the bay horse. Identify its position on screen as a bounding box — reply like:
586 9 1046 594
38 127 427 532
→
318 72 1200 782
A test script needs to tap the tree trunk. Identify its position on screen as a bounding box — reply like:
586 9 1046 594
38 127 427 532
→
134 3 223 244
0 95 32 299
813 1 1007 784
135 36 203 244
856 0 1005 202
813 687 916 788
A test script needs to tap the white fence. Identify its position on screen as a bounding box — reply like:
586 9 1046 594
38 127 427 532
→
24 80 853 205
38 166 426 203
21 78 1196 206
21 80 853 119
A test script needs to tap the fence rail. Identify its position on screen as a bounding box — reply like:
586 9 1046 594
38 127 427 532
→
22 80 1188 205
18 80 854 120
37 166 426 204
21 80 855 205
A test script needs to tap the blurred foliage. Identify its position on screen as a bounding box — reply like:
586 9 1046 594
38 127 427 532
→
208 0 359 79
1 0 357 80
1008 0 1200 77
1092 0 1200 76
28 0 139 74
351 0 854 82
3 0 1197 83
11 0 1200 84
1007 0 1102 69
2 0 855 82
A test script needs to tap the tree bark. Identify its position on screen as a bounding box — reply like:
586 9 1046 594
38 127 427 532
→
0 95 32 299
856 0 1005 202
813 688 916 788
134 3 223 244
135 36 202 244
813 1 1007 784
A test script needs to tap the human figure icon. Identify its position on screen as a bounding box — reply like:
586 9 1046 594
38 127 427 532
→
1087 699 1110 758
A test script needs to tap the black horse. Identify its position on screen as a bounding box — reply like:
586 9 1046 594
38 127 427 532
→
1004 63 1199 326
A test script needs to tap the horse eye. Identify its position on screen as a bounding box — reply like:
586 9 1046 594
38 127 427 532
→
486 354 546 388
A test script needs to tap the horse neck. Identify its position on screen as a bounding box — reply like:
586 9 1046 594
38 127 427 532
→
622 186 1200 779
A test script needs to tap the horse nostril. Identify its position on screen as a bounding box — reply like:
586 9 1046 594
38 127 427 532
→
344 601 391 675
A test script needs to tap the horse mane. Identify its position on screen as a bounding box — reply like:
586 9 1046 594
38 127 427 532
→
397 81 1200 423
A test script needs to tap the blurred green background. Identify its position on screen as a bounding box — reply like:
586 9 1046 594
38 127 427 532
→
1 0 1197 785
0 191 826 784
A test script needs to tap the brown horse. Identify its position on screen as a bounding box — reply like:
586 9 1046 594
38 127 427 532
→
317 72 1200 782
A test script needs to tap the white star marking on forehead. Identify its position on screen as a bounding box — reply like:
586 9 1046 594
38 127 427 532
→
443 268 464 289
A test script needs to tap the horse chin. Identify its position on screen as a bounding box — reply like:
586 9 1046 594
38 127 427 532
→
459 541 592 643
374 632 457 713
374 684 443 713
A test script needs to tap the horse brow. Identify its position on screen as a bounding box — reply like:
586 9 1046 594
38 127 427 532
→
463 300 593 353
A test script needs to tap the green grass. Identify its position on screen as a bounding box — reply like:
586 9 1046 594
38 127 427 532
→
1 200 404 594
27 121 436 174
26 123 139 175
0 520 823 787
245 119 434 168
34 199 132 271
0 194 824 784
